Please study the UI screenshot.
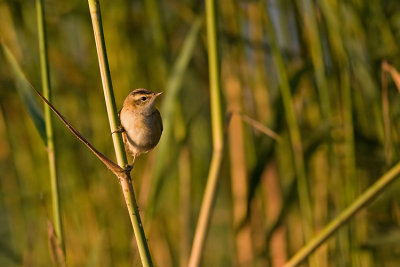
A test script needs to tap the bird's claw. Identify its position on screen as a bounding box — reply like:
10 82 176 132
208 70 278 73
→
124 164 133 173
111 125 125 135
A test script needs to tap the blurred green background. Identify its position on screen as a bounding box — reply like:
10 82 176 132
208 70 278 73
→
2 0 400 266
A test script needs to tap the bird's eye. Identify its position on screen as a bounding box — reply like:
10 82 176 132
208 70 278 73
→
141 96 147 101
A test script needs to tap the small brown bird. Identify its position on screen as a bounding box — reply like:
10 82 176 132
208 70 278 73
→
118 89 163 170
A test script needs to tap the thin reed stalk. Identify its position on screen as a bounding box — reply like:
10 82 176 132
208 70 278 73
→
225 72 254 266
318 1 359 263
381 61 400 165
297 0 332 120
35 0 65 254
87 0 153 266
179 146 191 267
293 3 334 261
284 161 400 267
263 1 314 247
188 0 224 266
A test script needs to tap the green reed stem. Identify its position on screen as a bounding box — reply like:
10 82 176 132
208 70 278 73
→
87 1 153 266
298 0 332 120
188 1 224 266
284 161 400 267
319 1 357 263
36 0 65 254
263 3 313 241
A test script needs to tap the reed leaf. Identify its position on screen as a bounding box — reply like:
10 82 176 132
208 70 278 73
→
1 42 46 142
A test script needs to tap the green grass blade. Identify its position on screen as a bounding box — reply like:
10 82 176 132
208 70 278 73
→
1 42 46 142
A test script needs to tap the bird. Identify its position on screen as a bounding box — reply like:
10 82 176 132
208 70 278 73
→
117 88 163 171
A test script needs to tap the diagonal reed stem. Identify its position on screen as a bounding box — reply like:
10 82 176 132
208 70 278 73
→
36 0 65 254
284 162 400 267
87 0 153 266
188 0 224 266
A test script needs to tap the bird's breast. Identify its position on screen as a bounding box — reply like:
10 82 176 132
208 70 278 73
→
120 108 163 155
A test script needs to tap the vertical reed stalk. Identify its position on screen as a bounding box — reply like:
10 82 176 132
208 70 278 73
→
297 0 332 120
36 0 65 253
188 0 224 266
225 65 253 265
87 1 153 266
263 1 313 243
318 0 358 263
179 146 191 267
294 5 333 260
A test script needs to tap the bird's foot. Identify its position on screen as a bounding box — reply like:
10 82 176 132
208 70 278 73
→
123 156 135 174
124 164 133 173
111 125 125 135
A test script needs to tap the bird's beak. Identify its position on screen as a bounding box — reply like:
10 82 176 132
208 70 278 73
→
154 92 163 97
